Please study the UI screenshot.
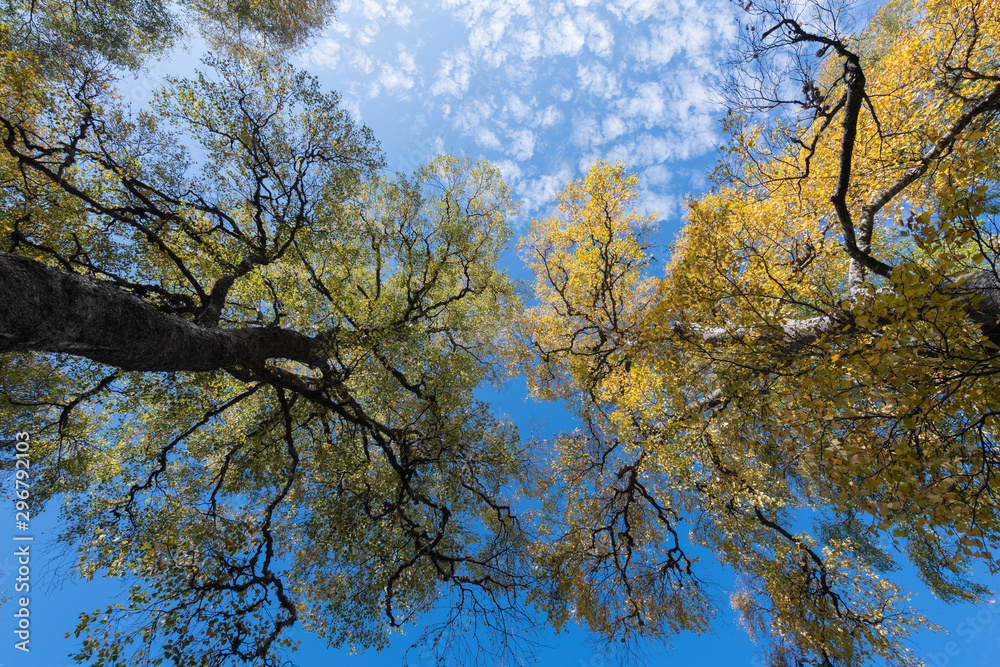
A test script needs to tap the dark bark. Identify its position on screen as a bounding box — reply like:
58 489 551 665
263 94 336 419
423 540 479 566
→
0 252 323 372
958 269 1000 346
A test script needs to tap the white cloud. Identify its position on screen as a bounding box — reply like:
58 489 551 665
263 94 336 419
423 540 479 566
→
519 165 573 212
468 14 510 56
608 0 665 23
303 38 341 69
359 0 413 25
545 15 586 57
431 51 473 97
635 189 677 221
319 0 414 50
365 47 421 99
509 129 536 160
577 62 620 99
533 105 563 128
338 86 363 123
397 48 418 75
494 158 523 185
578 12 614 57
570 114 601 147
504 93 532 123
303 0 736 217
453 98 497 135
617 81 667 126
605 134 676 165
516 29 543 61
373 62 415 97
355 21 381 47
631 23 682 66
474 127 502 150
642 164 672 185
349 50 376 75
602 115 626 141
551 84 573 102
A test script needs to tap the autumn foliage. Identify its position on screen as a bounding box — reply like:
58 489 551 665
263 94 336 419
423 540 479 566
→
2 0 1000 666
515 0 1000 665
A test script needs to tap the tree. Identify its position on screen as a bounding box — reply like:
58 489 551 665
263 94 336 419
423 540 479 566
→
0 35 529 666
184 0 340 57
514 0 1000 665
2 0 337 70
6 0 1000 666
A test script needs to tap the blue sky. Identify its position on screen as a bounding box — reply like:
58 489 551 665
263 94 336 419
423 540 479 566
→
4 1 1000 666
296 0 735 226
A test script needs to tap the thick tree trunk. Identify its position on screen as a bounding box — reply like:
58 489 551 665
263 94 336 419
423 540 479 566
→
958 270 1000 345
0 252 322 372
675 269 1000 350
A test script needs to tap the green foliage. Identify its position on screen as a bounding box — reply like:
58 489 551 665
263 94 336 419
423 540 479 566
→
184 0 339 55
1 0 336 72
2 0 179 69
4 1 1000 667
0 32 526 667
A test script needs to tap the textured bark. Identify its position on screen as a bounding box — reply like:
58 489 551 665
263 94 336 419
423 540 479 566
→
957 269 1000 346
675 269 1000 351
0 253 322 372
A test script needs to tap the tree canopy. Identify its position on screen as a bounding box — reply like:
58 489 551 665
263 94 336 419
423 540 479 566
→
2 0 1000 666
2 0 337 69
515 0 1000 665
0 26 527 666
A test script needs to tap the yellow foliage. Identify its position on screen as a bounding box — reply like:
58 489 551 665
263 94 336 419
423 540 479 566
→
514 0 1000 664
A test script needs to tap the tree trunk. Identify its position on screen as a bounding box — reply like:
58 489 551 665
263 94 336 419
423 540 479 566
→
0 252 321 372
957 269 1000 345
677 269 1000 351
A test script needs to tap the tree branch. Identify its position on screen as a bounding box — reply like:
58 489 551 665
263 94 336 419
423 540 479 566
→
0 253 325 371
